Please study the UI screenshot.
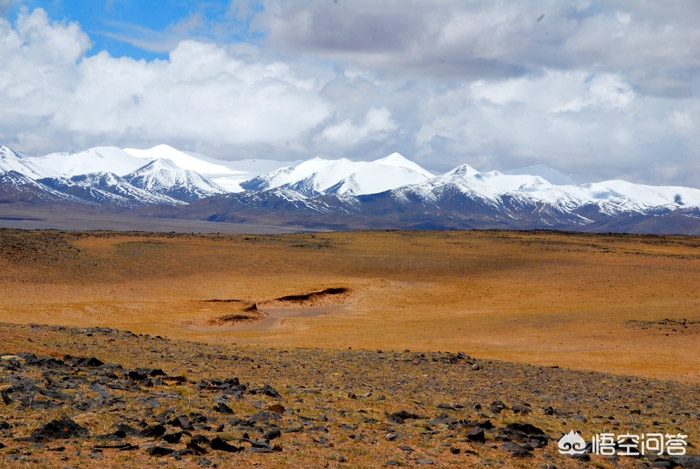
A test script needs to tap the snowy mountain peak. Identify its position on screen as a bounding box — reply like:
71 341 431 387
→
445 164 481 179
241 153 435 196
27 146 146 178
125 158 226 202
0 146 49 180
375 152 435 178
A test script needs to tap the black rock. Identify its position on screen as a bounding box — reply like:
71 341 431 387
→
213 402 234 414
387 410 424 424
190 434 211 446
30 418 89 442
93 443 139 451
172 448 195 459
511 448 534 458
651 458 680 469
210 436 243 452
263 427 282 441
189 412 208 424
466 426 486 443
489 400 507 413
162 432 183 444
89 381 109 397
172 414 194 430
141 424 166 438
252 384 281 398
146 445 175 456
500 442 522 451
242 438 271 449
511 404 530 414
114 423 141 437
187 441 208 455
464 419 493 430
128 370 148 381
431 413 459 427
506 423 548 436
64 355 104 367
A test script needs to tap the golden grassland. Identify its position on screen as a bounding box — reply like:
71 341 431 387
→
1 228 699 383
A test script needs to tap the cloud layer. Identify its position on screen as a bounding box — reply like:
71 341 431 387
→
1 2 699 186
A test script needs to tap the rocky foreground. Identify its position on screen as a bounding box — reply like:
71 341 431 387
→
0 323 698 468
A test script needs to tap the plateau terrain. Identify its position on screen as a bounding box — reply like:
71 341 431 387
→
0 228 698 467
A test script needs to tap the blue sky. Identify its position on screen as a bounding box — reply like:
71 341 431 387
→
5 0 262 60
1 0 700 186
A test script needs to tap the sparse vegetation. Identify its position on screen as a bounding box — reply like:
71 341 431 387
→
0 228 699 467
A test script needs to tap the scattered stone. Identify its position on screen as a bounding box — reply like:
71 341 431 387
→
29 418 89 442
172 415 194 431
213 402 234 414
162 432 183 444
141 424 166 438
146 445 175 457
263 427 281 441
186 441 208 455
466 426 486 443
489 400 507 413
387 410 424 424
210 436 243 452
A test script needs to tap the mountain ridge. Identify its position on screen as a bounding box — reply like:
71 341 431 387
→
1 143 699 234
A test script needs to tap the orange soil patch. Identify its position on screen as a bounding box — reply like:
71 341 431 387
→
1 229 699 382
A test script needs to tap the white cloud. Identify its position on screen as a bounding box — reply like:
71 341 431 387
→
0 4 699 187
1 8 331 156
320 107 397 147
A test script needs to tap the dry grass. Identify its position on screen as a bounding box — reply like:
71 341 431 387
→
1 228 699 467
0 322 698 468
0 229 698 383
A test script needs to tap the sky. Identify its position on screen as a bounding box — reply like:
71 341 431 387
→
1 0 699 186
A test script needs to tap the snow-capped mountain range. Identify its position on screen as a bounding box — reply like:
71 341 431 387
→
1 144 699 234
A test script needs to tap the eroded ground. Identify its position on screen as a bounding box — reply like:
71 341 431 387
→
0 228 698 382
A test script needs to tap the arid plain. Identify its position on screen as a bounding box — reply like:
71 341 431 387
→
1 228 698 383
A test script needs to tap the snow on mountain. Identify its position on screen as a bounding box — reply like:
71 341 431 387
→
241 153 434 196
399 164 700 215
0 146 48 179
415 165 587 208
584 180 700 211
38 176 135 206
0 171 82 204
123 144 295 192
3 142 700 233
26 147 147 178
69 172 185 206
125 159 227 202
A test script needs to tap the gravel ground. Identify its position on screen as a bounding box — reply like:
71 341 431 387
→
1 322 698 468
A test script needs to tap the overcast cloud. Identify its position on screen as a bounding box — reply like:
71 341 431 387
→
1 1 699 186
